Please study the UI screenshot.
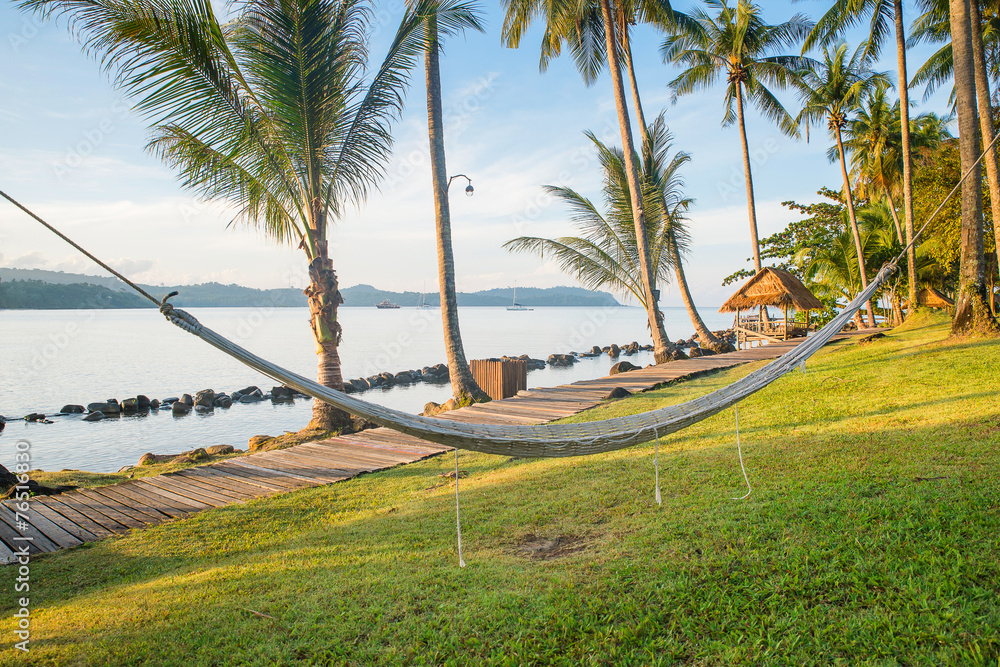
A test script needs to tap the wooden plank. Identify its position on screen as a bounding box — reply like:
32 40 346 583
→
172 468 274 498
86 485 180 521
224 459 327 487
0 507 48 554
35 496 126 536
140 476 237 506
350 428 436 448
328 434 447 457
0 501 84 549
241 455 349 484
274 447 372 472
209 461 314 491
25 500 100 543
292 442 408 467
0 539 17 564
74 489 162 527
129 479 214 511
0 504 59 553
113 481 202 515
157 472 255 502
190 464 289 493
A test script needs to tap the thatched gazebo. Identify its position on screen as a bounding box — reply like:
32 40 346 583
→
719 268 824 349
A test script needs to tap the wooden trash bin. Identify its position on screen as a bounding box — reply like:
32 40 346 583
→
469 359 527 401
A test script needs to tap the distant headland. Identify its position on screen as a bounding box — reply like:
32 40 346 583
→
0 268 621 309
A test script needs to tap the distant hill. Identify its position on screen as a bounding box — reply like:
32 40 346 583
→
0 268 621 308
0 279 150 309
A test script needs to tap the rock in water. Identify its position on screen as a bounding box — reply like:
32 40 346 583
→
150 399 161 410
121 398 138 414
172 401 192 416
609 361 639 375
136 395 151 410
61 404 85 414
180 394 194 406
688 346 703 358
194 404 214 414
82 411 105 422
206 444 235 455
194 389 215 408
248 435 273 452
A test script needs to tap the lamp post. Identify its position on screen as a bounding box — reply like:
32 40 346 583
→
448 174 474 196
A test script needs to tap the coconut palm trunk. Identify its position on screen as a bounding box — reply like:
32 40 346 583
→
734 86 762 273
623 28 725 352
883 187 904 244
598 0 672 363
948 0 999 335
969 0 1000 291
424 16 488 402
835 126 876 328
892 0 918 311
304 236 352 430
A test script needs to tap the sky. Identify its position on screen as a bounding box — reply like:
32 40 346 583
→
0 0 951 308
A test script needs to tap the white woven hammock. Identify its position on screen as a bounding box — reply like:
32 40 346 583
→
160 263 898 458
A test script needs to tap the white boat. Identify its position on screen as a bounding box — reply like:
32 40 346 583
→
417 281 434 308
375 299 400 309
507 281 532 311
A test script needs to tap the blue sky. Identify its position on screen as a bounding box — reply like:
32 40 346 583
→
0 0 950 307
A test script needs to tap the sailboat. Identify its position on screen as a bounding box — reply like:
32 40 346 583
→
417 281 433 309
507 281 532 311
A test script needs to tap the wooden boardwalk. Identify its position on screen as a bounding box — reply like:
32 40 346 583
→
0 331 867 561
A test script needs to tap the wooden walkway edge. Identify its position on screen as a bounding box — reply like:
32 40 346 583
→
0 329 871 562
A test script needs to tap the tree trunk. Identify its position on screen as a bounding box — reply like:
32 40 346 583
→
893 0 918 313
836 127 876 328
735 87 762 273
304 240 353 431
599 0 672 363
670 241 730 352
949 0 1000 335
425 17 488 402
622 28 722 353
969 0 1000 294
884 187 904 244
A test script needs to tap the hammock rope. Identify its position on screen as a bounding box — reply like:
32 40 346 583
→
2 126 994 459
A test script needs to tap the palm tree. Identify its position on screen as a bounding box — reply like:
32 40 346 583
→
22 0 438 430
910 0 1000 306
420 4 489 405
501 0 676 362
505 119 723 351
802 0 920 313
948 0 999 334
795 42 890 327
841 88 905 243
663 0 812 274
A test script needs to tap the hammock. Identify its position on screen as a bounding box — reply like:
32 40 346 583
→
158 262 897 458
2 126 983 460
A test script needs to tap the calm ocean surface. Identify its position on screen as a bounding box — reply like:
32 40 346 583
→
0 305 733 473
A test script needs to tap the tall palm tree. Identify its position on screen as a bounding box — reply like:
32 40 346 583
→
841 88 905 243
948 0 999 334
420 4 489 405
504 120 708 351
22 0 438 430
795 42 890 327
501 0 676 362
803 0 920 313
663 0 812 274
910 0 1000 304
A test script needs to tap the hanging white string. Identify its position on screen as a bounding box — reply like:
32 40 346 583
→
799 360 807 374
653 425 662 505
732 405 752 500
454 449 466 567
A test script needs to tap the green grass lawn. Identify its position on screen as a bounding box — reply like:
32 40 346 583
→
2 311 998 666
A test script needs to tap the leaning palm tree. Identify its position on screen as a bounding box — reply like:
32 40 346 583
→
803 0 920 313
505 120 725 351
21 0 439 430
663 0 812 274
419 3 489 405
501 0 676 362
795 42 890 328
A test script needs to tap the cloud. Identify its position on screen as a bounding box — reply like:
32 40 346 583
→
9 251 49 269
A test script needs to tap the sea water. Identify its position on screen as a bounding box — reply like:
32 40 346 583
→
0 306 733 472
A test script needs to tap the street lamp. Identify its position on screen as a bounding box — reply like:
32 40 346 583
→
448 173 474 197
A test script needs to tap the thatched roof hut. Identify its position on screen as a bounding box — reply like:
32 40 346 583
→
719 268 824 313
916 288 954 309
